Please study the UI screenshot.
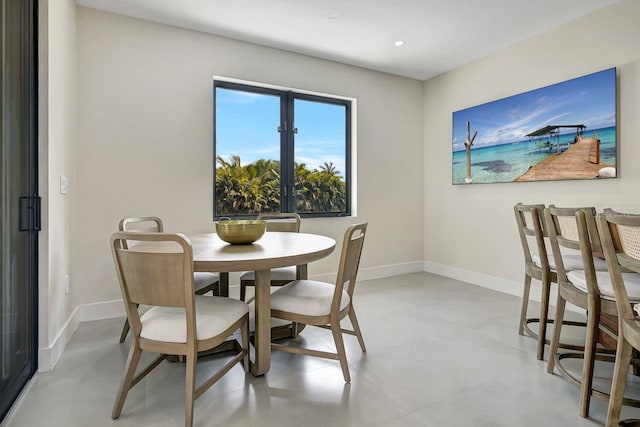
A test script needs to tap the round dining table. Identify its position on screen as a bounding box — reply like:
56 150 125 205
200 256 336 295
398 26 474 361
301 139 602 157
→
188 231 336 376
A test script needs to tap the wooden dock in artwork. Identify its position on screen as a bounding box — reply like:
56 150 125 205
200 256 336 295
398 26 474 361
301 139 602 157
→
515 137 610 181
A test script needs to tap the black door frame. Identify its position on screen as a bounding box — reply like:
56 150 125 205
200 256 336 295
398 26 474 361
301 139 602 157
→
0 0 39 421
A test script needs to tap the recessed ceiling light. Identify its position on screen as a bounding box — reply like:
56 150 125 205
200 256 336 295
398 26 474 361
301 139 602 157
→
394 40 405 47
327 11 338 20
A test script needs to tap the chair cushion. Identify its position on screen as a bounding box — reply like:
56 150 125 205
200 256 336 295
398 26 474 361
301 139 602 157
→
193 272 219 292
270 280 350 317
240 266 297 282
566 270 640 301
140 296 248 343
532 253 608 272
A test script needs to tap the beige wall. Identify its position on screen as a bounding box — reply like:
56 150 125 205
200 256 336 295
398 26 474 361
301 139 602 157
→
423 0 640 292
74 7 425 305
38 0 77 369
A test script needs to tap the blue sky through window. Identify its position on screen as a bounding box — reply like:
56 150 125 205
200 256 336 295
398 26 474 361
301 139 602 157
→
216 88 346 177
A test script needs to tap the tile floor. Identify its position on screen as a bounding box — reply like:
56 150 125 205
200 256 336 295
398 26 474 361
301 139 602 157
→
5 272 640 426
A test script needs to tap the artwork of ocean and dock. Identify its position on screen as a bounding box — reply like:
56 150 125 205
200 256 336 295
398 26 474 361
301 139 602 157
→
452 68 616 184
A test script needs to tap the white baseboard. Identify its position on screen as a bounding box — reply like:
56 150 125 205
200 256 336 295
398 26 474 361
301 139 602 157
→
423 260 523 298
311 260 425 283
423 260 583 314
37 306 79 372
37 300 125 373
79 299 125 322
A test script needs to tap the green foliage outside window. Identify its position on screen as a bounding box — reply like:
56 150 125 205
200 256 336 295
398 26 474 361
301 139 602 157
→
215 156 346 216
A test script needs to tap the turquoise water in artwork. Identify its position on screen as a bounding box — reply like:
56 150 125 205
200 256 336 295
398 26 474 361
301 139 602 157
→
452 126 616 184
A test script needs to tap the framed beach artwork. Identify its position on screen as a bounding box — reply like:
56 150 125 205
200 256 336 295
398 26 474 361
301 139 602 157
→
452 67 617 185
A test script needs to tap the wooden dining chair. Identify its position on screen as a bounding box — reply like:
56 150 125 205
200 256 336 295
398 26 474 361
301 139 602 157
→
239 212 301 302
117 216 221 342
544 206 622 417
110 232 249 427
270 223 367 383
514 203 557 360
597 210 640 426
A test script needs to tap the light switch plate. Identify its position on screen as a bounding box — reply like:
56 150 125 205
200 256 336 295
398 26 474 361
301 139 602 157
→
60 176 68 195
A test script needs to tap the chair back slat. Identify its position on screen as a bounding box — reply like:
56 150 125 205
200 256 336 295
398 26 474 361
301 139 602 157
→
575 210 603 296
514 203 547 267
119 217 164 249
116 250 188 307
545 206 599 290
335 223 367 300
111 232 194 309
257 212 301 232
120 216 164 232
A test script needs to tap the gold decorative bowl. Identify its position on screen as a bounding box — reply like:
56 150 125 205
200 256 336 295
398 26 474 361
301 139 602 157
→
215 220 266 244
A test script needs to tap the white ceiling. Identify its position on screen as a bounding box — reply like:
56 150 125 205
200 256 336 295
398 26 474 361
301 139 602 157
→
76 0 617 81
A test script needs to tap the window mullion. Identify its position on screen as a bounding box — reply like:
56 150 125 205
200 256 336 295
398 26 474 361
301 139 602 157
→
282 92 295 213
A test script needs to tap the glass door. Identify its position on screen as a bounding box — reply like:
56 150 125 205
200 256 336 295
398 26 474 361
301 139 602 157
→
0 0 39 421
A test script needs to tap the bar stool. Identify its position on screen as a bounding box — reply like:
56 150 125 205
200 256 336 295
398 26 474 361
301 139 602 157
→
598 210 640 426
514 203 558 360
544 206 620 417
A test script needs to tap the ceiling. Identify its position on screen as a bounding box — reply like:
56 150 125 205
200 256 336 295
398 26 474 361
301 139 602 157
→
76 0 617 81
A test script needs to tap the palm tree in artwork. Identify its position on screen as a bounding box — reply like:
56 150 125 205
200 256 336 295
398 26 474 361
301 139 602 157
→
465 121 478 184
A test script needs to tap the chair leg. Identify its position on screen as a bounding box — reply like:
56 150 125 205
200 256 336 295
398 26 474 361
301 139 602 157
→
120 303 141 343
537 275 552 360
112 345 143 419
606 338 634 427
185 350 197 427
291 321 300 338
330 322 351 383
579 303 600 418
519 274 532 336
241 317 250 373
240 281 248 302
119 319 130 343
349 308 366 352
547 294 566 374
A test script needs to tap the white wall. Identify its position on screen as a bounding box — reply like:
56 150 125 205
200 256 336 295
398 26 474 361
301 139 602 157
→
38 0 77 371
423 0 640 294
74 8 425 308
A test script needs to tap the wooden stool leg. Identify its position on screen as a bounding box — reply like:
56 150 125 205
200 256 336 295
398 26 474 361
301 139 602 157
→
607 338 633 427
579 302 600 418
537 275 552 360
547 294 566 374
519 274 532 335
633 349 640 377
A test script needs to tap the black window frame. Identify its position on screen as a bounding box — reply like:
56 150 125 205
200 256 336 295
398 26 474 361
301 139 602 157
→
213 80 352 219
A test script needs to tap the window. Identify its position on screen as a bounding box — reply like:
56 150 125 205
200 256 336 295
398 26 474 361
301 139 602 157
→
214 80 351 218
